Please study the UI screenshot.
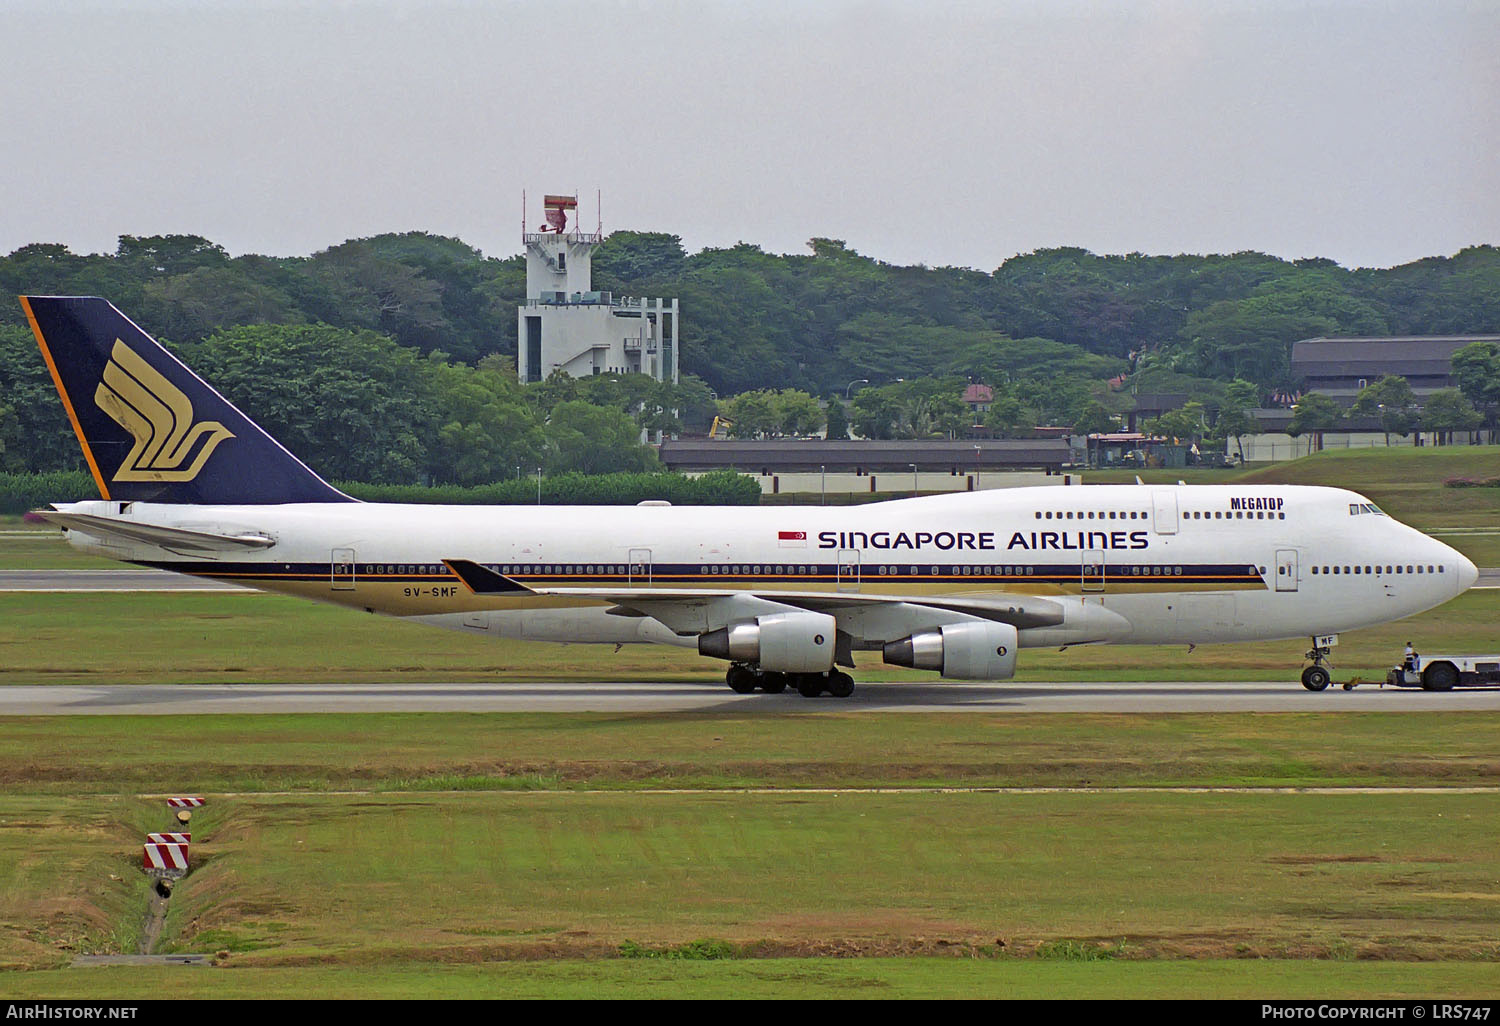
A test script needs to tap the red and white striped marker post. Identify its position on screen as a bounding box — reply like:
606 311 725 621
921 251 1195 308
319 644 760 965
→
166 797 204 809
142 842 189 878
147 832 190 846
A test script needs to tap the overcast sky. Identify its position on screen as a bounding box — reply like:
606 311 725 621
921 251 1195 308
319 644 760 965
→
5 0 1497 270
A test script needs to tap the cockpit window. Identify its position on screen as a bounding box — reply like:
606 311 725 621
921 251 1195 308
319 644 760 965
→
1349 502 1386 516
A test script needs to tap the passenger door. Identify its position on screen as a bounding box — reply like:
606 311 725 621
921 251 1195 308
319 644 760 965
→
1274 548 1298 592
628 547 653 588
331 548 356 591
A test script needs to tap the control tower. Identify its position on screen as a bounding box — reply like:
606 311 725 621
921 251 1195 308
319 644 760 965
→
517 194 679 386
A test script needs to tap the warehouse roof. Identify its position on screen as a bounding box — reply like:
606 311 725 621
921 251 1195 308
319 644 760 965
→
660 438 1072 472
1292 336 1499 382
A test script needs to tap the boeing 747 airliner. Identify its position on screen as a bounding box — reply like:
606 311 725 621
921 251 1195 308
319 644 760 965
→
19 297 1478 697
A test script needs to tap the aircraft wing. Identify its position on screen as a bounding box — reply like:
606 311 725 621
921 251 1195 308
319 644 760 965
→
32 510 275 553
441 558 1066 630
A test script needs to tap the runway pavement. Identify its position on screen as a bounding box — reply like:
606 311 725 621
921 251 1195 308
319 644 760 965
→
2 679 1498 715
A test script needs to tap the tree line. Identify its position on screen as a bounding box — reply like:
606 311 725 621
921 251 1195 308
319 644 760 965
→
1 231 1498 481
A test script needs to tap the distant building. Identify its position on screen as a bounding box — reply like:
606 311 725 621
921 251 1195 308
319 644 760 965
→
661 438 1069 474
1291 335 1499 404
516 194 679 386
962 383 994 415
1125 393 1192 432
659 438 1075 495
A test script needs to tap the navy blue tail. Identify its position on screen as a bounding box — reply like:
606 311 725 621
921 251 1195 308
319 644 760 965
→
21 296 352 504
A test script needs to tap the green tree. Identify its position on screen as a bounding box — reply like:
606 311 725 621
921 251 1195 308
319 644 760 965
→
773 389 825 437
116 234 229 275
1145 400 1209 442
1451 340 1500 441
1420 389 1482 446
984 394 1039 438
850 378 968 440
1223 378 1260 409
309 238 448 356
139 266 305 341
181 323 434 483
544 401 659 475
1286 393 1341 451
1350 375 1419 444
823 396 849 440
0 325 78 472
1209 403 1254 463
424 361 545 485
1070 401 1119 436
718 390 779 438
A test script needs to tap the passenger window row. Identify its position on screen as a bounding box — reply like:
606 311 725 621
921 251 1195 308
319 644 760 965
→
1035 511 1146 520
1186 511 1287 521
1311 564 1443 576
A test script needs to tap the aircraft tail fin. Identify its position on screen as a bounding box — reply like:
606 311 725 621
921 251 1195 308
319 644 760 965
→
20 296 352 504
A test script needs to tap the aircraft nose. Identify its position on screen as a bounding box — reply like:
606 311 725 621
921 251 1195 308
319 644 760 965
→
1457 553 1479 592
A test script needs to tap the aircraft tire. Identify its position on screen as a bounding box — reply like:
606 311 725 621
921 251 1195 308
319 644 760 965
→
1300 666 1331 692
1422 662 1459 691
795 675 825 698
726 666 759 694
826 671 855 698
760 673 789 694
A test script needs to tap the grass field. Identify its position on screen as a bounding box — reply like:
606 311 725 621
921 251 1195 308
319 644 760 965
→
3 711 1499 793
9 960 1499 1000
2 785 1498 996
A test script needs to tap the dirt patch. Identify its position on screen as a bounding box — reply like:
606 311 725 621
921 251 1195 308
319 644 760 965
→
216 929 1497 967
139 884 169 954
1268 854 1383 864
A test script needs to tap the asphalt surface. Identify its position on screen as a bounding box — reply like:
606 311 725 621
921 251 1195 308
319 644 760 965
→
2 679 1498 715
3 568 1498 591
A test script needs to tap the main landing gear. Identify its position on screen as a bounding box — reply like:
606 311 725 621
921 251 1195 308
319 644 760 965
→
726 664 855 698
1300 639 1334 692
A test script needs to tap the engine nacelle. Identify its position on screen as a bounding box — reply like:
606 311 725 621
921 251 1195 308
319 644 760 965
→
697 611 837 673
882 621 1018 680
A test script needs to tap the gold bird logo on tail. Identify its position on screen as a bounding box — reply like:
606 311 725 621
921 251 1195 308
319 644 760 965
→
94 340 234 482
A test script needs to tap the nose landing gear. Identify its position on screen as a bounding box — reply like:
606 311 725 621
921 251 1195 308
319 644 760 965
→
1300 639 1335 691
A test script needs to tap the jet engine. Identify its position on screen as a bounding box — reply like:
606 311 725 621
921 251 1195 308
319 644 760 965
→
882 621 1019 680
697 611 837 673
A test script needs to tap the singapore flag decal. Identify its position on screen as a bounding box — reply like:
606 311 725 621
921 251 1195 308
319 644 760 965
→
777 530 807 548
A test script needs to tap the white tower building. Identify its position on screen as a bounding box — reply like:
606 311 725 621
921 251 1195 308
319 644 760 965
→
517 194 679 386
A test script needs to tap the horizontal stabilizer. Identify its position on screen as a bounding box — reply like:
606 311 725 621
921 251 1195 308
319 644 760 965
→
442 559 534 595
34 510 275 552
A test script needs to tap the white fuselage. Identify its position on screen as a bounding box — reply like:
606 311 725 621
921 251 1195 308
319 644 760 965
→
56 484 1477 657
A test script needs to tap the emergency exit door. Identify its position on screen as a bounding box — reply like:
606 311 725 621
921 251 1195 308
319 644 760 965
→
331 548 356 591
628 548 652 587
1275 549 1298 592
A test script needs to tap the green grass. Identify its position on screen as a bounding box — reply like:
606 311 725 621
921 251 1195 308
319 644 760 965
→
2 706 1498 997
0 587 1493 685
2 791 1497 981
1 710 1497 793
0 524 118 569
7 959 1499 999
